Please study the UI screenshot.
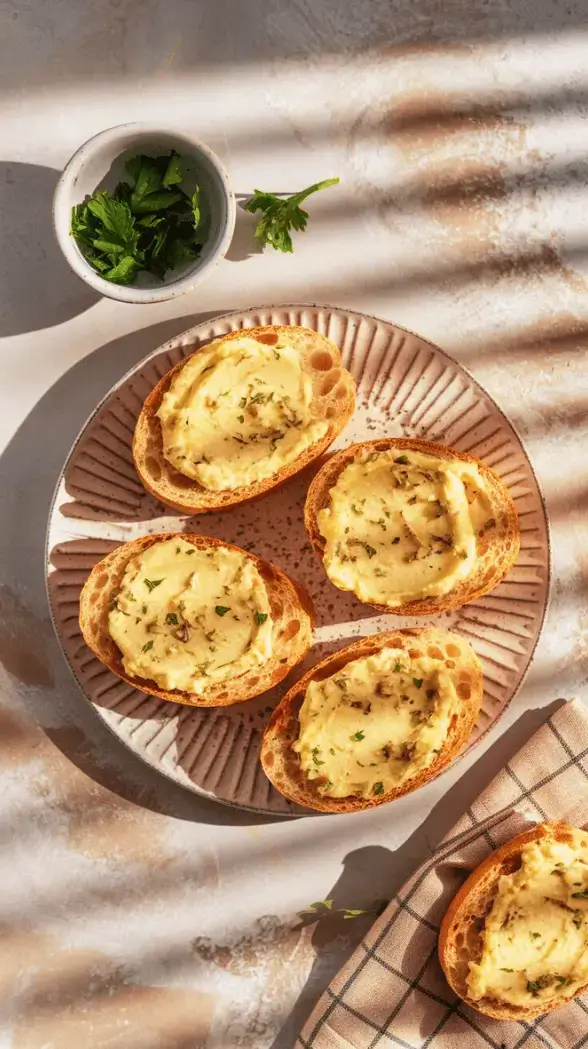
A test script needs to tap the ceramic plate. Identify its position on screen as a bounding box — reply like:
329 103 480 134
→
46 305 550 815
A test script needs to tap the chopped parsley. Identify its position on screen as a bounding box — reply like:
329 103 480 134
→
237 414 245 424
215 605 231 617
500 968 514 973
413 678 423 689
348 539 377 559
165 612 178 626
394 455 409 465
350 731 365 742
255 611 268 625
312 747 325 766
373 782 384 796
144 578 164 591
142 640 154 653
572 889 588 899
394 663 402 673
324 780 333 789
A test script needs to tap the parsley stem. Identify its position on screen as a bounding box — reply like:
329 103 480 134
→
290 177 340 205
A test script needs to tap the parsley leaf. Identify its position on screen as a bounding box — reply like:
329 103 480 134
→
215 605 231 617
413 678 423 689
165 612 179 626
350 731 365 742
142 640 154 653
255 612 269 625
373 782 385 796
243 177 339 253
144 578 164 591
103 255 141 285
87 192 137 244
163 151 183 187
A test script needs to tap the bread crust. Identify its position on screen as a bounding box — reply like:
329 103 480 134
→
304 437 520 616
438 821 588 1019
132 325 356 514
260 627 482 813
78 533 314 708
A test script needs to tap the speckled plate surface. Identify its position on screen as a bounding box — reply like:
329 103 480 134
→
46 304 550 815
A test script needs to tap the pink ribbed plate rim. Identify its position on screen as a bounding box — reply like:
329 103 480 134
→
45 304 551 816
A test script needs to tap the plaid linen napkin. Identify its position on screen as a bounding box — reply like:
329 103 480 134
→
297 699 588 1049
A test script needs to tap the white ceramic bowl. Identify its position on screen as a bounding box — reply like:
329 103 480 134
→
53 124 236 304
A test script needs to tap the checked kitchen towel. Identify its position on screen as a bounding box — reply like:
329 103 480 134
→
296 699 588 1049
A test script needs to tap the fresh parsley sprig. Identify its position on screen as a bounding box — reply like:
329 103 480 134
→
244 177 340 253
297 898 389 922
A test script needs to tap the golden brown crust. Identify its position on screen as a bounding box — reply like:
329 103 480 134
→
304 437 521 616
78 533 314 708
260 627 482 813
132 325 356 514
439 822 588 1019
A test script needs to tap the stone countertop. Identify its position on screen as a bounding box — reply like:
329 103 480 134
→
1 2 587 1047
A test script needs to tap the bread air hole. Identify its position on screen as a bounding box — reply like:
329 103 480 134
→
145 456 162 481
95 572 109 588
331 381 348 402
325 404 338 419
428 646 444 659
409 648 423 659
310 350 333 371
255 332 279 345
248 676 259 687
282 619 301 641
320 369 341 396
264 751 275 767
457 681 471 701
446 643 461 658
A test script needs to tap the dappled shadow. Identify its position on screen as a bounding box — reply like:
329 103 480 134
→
3 0 588 96
269 699 565 1047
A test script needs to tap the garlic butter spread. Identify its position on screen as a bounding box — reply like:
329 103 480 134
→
293 647 459 799
157 336 329 491
468 829 588 1008
317 449 493 606
108 539 272 694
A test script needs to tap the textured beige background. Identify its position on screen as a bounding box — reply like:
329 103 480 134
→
1 1 587 1046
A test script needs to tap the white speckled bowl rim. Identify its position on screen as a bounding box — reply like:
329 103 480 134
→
45 304 551 816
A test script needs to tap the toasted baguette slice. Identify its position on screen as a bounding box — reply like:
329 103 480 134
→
439 822 588 1020
261 627 482 813
304 437 520 616
79 533 314 708
132 325 356 514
